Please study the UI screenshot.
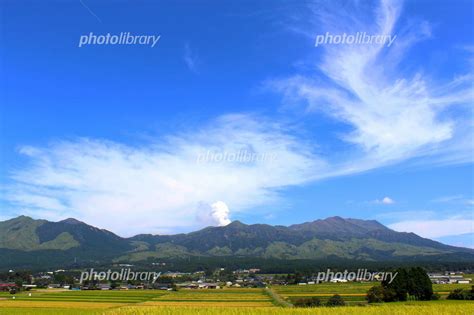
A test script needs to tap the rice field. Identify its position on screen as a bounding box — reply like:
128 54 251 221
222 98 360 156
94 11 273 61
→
140 288 274 307
0 284 471 314
273 282 473 304
0 301 472 315
106 302 474 315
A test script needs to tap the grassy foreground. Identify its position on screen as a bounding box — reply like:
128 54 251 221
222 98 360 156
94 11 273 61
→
107 303 474 315
0 301 473 315
0 284 472 314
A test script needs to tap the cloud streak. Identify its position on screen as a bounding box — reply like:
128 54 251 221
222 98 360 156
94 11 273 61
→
183 43 199 73
389 218 474 239
270 0 473 172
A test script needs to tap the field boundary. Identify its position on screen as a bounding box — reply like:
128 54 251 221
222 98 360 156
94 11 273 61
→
264 288 293 308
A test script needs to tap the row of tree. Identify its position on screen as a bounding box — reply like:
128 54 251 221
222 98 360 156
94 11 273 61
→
294 294 345 307
367 267 435 302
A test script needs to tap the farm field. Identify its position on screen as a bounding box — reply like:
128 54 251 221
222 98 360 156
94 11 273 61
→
0 284 472 314
139 288 274 307
273 282 473 304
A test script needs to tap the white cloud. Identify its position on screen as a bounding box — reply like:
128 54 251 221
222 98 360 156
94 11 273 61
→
379 197 395 204
389 219 474 239
270 0 473 171
7 114 324 236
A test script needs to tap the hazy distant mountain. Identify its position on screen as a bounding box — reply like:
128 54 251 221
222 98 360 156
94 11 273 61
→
1 215 473 269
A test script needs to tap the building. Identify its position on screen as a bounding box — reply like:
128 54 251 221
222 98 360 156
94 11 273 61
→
0 283 17 292
428 273 472 284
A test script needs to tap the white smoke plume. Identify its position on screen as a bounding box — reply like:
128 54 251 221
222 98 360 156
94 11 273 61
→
197 201 231 227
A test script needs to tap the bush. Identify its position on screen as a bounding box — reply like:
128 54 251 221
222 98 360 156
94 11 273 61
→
447 288 466 300
447 288 473 300
366 285 404 303
293 297 321 307
366 286 384 303
326 294 345 306
431 293 440 300
382 287 397 302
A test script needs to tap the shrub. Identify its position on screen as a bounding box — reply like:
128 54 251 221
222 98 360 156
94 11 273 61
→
366 286 384 303
431 293 441 300
293 297 321 307
326 294 345 306
469 286 474 300
447 288 470 300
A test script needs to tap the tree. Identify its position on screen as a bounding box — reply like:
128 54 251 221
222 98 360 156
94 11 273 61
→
382 287 397 302
366 286 384 303
326 294 345 306
382 268 408 301
407 267 433 301
294 272 303 284
14 279 23 290
381 267 435 302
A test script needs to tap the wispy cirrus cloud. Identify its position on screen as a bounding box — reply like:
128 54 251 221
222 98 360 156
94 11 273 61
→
183 43 200 73
389 218 474 239
431 195 474 206
269 0 473 172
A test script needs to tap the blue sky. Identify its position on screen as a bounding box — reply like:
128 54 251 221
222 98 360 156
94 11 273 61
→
0 0 473 247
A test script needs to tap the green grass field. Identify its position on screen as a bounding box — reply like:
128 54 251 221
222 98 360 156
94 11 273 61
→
0 283 472 315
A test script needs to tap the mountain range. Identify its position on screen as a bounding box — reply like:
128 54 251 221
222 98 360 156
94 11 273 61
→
1 215 473 269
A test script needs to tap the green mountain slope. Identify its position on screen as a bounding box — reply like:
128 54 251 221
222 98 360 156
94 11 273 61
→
0 215 473 269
